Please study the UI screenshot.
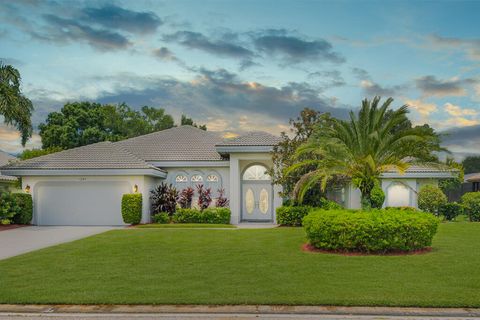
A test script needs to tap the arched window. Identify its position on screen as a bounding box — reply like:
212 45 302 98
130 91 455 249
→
175 175 188 183
207 174 219 182
191 174 203 183
386 183 410 207
242 164 271 181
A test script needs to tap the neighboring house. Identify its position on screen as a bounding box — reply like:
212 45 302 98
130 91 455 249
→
0 150 18 192
0 125 454 226
445 173 480 202
343 166 456 209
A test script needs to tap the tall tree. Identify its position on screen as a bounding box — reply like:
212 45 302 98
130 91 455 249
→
286 96 445 209
269 108 333 205
462 156 480 174
0 62 33 146
39 102 176 150
181 114 207 130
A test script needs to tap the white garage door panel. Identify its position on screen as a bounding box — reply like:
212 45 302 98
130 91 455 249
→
36 181 130 226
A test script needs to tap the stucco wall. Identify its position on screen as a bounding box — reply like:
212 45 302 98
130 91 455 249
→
229 153 282 224
345 178 439 209
22 175 159 224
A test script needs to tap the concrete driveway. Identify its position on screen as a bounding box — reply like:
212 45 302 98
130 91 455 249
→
0 226 115 260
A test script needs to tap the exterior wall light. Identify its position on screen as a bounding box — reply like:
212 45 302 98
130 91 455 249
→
24 185 31 193
133 184 138 193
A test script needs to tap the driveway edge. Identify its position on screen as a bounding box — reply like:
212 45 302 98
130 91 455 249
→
0 304 480 317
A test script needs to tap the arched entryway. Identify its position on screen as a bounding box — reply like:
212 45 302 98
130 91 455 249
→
241 164 273 222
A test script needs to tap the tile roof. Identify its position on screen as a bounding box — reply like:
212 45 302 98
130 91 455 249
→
116 125 226 161
465 173 480 182
216 131 282 146
0 151 17 181
0 142 160 171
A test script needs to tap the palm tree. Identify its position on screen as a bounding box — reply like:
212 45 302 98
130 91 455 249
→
286 96 443 209
0 62 33 146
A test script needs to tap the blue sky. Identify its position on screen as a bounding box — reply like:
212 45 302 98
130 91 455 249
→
0 0 479 156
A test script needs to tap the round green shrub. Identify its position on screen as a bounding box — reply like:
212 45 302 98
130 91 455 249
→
370 185 385 209
461 192 480 222
12 193 33 224
318 198 342 210
121 193 142 225
439 202 463 221
0 192 21 225
152 212 170 224
418 185 447 215
303 209 439 253
276 206 312 226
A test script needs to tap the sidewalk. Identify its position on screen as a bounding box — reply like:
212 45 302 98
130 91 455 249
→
0 304 479 318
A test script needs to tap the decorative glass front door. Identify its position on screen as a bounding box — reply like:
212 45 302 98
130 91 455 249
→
241 164 273 221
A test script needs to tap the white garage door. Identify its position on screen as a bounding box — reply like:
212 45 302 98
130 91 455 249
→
35 181 131 226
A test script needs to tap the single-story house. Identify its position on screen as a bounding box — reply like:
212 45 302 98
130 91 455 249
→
0 150 18 192
0 125 454 225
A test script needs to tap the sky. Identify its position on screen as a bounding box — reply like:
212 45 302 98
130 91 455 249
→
0 0 479 157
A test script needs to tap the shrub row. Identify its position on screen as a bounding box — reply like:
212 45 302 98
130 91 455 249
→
0 192 32 225
172 208 231 224
303 208 439 253
276 198 342 226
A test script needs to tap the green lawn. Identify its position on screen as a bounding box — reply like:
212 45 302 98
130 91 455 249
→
1 223 480 306
136 223 236 229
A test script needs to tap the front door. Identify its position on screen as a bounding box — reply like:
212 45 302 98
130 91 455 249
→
241 164 273 222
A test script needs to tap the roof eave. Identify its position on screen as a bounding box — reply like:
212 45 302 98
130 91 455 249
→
0 168 167 178
215 145 274 154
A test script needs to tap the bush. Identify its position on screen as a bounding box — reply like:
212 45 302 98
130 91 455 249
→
178 187 194 209
303 209 439 253
196 184 212 210
11 193 33 224
461 192 480 222
215 188 229 207
151 183 178 216
121 193 142 225
152 212 170 224
276 206 312 226
0 192 20 225
439 202 463 221
173 207 231 224
418 185 447 215
370 185 385 209
318 198 342 210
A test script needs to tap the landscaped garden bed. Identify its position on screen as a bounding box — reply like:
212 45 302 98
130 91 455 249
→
0 223 479 307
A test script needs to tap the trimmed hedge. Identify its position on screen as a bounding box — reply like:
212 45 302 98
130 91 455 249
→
121 193 142 225
152 212 170 224
303 209 439 253
461 192 480 222
276 206 312 226
172 208 231 224
0 192 20 225
12 193 33 224
418 184 447 215
439 202 463 221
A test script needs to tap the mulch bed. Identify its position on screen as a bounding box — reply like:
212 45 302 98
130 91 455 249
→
301 243 432 256
0 224 27 232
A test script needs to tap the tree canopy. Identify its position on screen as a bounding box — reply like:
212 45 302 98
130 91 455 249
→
462 156 480 174
285 96 446 209
0 62 33 146
38 102 207 150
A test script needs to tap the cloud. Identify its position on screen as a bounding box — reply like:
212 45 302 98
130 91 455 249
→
81 5 162 34
252 29 345 64
307 70 345 89
405 99 438 117
152 47 180 62
0 57 23 66
0 124 41 154
444 102 478 117
351 67 370 80
442 125 480 157
360 80 406 97
35 14 131 51
415 75 477 98
427 34 480 62
163 31 254 67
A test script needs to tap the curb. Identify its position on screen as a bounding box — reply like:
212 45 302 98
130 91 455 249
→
0 305 480 317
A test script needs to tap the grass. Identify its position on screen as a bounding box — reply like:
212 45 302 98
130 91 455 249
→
136 223 236 229
0 223 480 306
